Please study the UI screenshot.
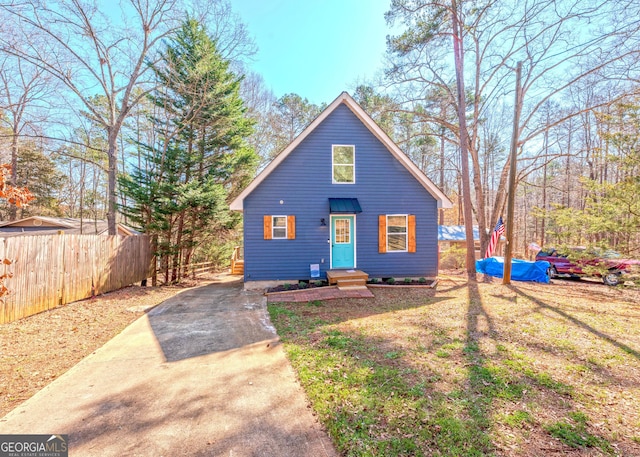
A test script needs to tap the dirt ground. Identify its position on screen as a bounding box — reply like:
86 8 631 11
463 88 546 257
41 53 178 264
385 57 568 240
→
0 276 217 418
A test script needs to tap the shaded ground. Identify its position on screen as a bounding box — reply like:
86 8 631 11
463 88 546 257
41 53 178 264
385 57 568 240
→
269 274 640 456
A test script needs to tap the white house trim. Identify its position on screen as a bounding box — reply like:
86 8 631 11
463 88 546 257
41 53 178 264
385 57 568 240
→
230 92 453 211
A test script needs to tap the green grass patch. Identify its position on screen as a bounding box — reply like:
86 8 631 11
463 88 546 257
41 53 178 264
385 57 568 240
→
267 282 639 456
441 340 464 351
545 412 613 454
269 302 497 456
503 410 533 428
469 364 526 401
503 355 574 396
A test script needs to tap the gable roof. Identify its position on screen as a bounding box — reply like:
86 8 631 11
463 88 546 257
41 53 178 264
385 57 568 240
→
230 92 453 211
0 216 140 236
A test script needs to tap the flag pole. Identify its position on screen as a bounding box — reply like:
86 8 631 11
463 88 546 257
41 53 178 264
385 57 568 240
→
503 61 522 285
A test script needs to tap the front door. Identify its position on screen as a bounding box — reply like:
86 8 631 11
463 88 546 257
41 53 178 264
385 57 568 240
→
331 215 355 268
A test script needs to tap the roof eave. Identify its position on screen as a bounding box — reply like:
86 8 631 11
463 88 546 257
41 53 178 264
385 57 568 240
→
229 93 350 212
229 91 453 210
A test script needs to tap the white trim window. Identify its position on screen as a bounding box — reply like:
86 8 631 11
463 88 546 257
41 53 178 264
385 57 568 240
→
272 216 287 239
387 215 408 252
332 145 355 184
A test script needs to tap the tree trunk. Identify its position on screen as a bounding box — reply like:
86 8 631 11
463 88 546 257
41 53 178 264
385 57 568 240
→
107 128 119 235
439 126 446 226
171 211 185 283
8 127 19 221
451 0 476 279
541 119 549 247
151 235 158 287
470 148 487 255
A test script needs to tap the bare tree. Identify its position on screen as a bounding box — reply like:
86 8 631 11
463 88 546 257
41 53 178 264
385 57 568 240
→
386 0 640 260
0 0 183 233
0 54 55 220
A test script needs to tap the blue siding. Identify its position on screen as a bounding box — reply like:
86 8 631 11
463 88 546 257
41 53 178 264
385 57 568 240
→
243 104 439 281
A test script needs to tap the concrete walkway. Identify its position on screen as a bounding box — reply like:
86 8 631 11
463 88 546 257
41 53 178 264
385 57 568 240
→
0 276 337 456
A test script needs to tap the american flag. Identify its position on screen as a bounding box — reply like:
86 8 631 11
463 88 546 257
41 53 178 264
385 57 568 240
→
485 217 505 258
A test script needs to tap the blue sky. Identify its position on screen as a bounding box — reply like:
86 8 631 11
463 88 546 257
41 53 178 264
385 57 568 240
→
233 0 393 106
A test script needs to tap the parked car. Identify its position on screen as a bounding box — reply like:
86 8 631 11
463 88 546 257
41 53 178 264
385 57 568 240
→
535 247 640 286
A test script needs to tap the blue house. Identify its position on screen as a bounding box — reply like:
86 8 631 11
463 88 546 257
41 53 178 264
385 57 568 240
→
230 92 452 288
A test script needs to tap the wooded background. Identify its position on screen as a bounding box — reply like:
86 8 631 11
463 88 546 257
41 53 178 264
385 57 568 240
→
1 0 639 280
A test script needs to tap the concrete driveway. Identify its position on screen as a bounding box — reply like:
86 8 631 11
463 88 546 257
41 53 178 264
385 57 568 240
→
0 276 337 456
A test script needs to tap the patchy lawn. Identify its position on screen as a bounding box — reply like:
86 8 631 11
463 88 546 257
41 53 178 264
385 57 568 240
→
268 276 640 456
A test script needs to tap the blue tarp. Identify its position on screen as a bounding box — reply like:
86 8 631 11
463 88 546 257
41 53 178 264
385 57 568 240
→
476 257 551 283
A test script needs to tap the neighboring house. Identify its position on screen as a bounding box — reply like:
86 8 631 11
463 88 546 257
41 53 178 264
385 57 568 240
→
438 225 506 266
0 216 139 237
438 225 481 251
230 92 452 288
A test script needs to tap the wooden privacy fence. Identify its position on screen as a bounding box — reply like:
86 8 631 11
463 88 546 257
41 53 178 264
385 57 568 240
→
0 234 152 324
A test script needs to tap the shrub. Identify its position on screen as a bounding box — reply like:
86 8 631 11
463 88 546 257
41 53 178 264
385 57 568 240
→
404 278 412 284
369 278 379 284
283 283 291 290
298 281 308 289
386 278 396 285
314 280 324 287
419 277 427 284
440 244 466 269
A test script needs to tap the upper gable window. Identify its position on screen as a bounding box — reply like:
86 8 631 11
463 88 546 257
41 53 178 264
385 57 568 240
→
332 145 355 184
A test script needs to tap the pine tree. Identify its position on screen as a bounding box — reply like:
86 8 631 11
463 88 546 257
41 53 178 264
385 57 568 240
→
119 18 257 283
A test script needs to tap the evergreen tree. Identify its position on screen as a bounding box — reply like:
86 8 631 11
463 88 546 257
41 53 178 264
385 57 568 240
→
119 18 257 283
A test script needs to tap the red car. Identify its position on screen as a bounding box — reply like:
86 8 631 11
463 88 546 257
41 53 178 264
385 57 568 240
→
535 248 640 286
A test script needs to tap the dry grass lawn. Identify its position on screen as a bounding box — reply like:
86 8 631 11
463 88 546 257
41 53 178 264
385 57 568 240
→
269 275 640 456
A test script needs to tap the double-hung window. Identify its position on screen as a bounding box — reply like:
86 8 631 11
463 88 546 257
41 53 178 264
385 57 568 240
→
272 216 287 239
332 145 355 184
387 215 408 252
378 214 416 253
263 215 296 240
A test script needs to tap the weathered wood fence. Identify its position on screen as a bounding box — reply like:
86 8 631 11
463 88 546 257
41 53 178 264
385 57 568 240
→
0 234 152 324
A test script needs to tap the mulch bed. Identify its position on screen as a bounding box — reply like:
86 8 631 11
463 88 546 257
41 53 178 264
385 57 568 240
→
267 278 437 293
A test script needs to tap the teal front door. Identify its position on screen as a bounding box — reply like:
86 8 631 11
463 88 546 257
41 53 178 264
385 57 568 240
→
331 215 355 268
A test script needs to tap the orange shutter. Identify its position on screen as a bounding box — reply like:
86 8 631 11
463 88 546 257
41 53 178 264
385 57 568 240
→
379 215 387 253
287 215 296 239
408 215 416 253
263 215 272 240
